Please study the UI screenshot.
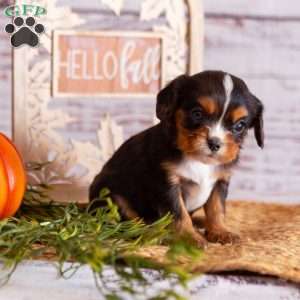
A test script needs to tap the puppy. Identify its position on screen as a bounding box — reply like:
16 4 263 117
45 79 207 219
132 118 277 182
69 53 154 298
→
89 70 264 247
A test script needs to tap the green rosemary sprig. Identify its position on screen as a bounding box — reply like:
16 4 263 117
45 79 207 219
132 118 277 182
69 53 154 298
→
0 183 202 299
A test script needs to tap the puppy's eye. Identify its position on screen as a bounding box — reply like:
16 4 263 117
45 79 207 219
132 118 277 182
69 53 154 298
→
232 120 246 134
190 108 203 122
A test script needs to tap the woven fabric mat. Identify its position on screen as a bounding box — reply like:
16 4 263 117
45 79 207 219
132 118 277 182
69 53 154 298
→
140 201 300 284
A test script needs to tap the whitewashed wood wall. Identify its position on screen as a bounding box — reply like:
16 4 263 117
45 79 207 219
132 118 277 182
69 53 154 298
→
0 0 299 203
202 1 300 203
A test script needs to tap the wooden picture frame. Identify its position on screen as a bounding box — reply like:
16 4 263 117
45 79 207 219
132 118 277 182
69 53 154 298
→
12 0 204 203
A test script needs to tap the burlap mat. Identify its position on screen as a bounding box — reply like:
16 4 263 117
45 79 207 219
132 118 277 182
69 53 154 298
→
139 201 300 284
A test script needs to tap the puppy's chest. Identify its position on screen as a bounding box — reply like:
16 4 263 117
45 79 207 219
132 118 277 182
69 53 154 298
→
175 160 217 212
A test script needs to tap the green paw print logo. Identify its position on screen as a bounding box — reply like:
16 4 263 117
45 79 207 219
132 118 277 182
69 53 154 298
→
4 4 47 48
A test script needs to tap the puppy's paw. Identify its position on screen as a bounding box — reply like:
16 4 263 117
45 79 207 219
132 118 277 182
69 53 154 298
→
190 232 208 249
206 229 240 245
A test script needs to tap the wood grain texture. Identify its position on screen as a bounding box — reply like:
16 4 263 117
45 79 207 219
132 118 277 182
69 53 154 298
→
0 261 298 300
203 0 300 18
0 1 300 202
204 17 300 79
63 0 300 18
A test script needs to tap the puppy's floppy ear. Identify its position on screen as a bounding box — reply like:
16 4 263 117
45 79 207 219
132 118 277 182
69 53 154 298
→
250 94 264 148
156 75 188 122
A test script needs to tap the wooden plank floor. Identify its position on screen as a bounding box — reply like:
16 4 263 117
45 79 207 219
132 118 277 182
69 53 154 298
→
0 261 299 300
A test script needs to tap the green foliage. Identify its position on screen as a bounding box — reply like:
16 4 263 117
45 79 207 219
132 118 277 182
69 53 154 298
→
0 183 203 299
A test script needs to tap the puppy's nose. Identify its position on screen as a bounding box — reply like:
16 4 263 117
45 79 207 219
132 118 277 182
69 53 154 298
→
207 137 222 152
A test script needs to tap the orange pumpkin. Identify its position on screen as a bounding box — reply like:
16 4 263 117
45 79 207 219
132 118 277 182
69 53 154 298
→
0 133 26 219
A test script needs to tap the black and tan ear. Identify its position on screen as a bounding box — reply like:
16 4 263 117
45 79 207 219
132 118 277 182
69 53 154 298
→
250 94 264 148
156 75 188 122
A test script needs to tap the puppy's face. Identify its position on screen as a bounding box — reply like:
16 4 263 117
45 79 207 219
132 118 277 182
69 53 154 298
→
156 71 264 165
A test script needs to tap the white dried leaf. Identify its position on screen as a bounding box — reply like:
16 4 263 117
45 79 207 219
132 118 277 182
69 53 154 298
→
140 0 168 21
97 115 124 161
101 0 124 15
71 140 103 183
165 0 186 37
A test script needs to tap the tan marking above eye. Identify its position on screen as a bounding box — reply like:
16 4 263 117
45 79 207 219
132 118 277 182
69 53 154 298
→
198 97 218 115
230 106 249 123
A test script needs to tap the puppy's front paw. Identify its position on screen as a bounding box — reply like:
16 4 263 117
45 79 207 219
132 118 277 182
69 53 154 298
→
206 229 240 245
189 232 208 249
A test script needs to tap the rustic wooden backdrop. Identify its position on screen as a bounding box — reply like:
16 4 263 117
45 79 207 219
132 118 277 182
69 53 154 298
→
0 0 299 203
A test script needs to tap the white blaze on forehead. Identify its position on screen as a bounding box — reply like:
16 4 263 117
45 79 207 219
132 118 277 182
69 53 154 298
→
210 74 234 139
221 74 234 120
210 123 225 139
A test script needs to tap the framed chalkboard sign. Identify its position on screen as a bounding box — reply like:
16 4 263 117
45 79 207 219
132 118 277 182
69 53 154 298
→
13 0 204 202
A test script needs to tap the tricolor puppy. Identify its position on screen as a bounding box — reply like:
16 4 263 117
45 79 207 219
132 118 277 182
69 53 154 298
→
89 70 264 247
